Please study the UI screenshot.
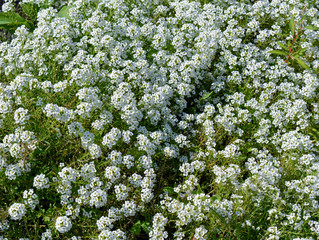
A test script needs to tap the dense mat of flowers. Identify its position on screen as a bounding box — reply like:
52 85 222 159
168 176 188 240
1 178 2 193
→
0 0 319 239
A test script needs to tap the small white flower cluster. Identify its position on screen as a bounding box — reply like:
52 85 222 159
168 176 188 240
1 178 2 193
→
98 229 126 240
55 216 72 233
23 189 39 210
212 164 241 187
13 108 30 125
8 203 26 221
149 213 168 240
102 128 121 149
1 0 14 12
67 121 85 137
0 128 37 180
105 166 121 183
65 204 81 220
0 220 9 231
96 216 116 231
193 226 208 240
89 189 108 208
43 103 76 123
114 184 129 201
33 173 50 189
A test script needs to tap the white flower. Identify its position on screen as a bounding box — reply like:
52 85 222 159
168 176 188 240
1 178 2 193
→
13 108 30 125
194 226 208 240
33 173 50 190
114 184 129 201
90 189 108 208
55 216 72 233
96 216 115 231
2 1 14 12
88 143 102 159
9 143 25 158
23 189 39 210
98 229 126 240
41 229 52 240
8 203 26 220
105 166 121 183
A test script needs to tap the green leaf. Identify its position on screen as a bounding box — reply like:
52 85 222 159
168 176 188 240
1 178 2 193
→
247 148 254 152
201 91 214 101
1 12 26 23
268 50 287 56
277 42 288 51
163 186 174 194
211 195 221 201
293 56 310 70
289 15 295 36
58 5 75 20
21 3 39 22
311 127 319 133
131 221 141 235
0 12 31 32
305 25 319 30
297 15 306 25
0 15 13 25
294 48 307 56
141 221 151 234
277 33 289 37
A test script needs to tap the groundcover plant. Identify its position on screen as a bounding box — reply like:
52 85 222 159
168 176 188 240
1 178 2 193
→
0 0 319 239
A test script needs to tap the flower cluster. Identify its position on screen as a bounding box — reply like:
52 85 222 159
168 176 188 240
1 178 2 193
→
55 216 72 233
8 203 26 221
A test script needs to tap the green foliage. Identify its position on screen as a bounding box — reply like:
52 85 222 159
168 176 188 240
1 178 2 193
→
131 220 152 235
57 5 75 20
0 11 32 34
268 5 316 71
0 4 74 34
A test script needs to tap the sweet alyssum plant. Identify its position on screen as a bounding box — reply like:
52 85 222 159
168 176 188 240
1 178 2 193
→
0 0 318 239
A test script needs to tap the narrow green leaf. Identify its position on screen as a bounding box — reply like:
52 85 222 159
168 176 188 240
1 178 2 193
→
277 42 288 51
58 5 75 20
163 186 174 194
311 127 319 133
268 50 287 56
21 3 39 22
201 91 214 101
0 14 12 25
247 148 254 152
289 15 295 36
0 12 29 32
0 12 25 23
294 48 307 55
297 15 306 25
293 56 310 70
131 221 141 235
211 195 221 201
305 25 319 30
141 221 151 234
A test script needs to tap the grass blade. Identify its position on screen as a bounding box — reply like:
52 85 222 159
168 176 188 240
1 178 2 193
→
277 42 288 51
268 50 287 56
201 91 214 101
289 15 295 36
293 56 310 70
305 25 319 30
